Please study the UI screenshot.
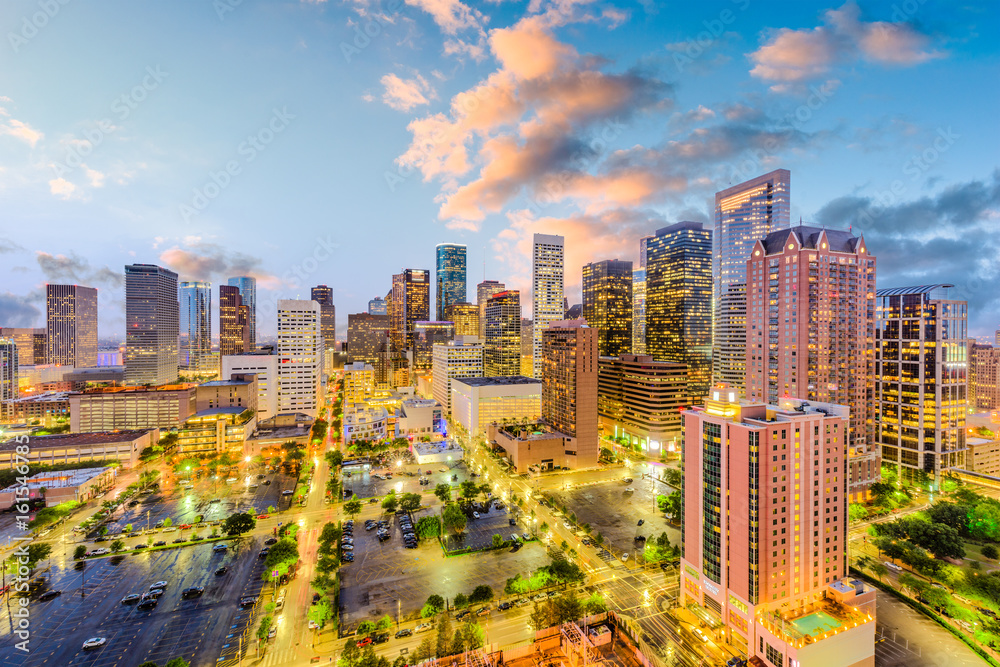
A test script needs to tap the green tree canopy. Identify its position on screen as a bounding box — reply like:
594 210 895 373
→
399 493 421 512
469 584 493 604
442 504 467 534
344 497 363 517
434 484 452 503
382 493 399 513
223 512 256 537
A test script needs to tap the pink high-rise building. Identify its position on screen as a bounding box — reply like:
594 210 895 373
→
680 387 875 667
745 225 878 502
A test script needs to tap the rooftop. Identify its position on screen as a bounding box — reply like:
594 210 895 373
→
0 466 113 492
0 430 153 451
454 375 541 387
876 283 955 298
198 378 254 387
761 224 861 255
192 407 247 418
411 440 464 456
4 391 71 403
78 384 196 395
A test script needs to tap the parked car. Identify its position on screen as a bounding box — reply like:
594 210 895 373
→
239 597 257 607
137 599 157 611
264 537 278 545
456 610 471 620
153 541 167 547
215 566 228 576
395 629 413 638
416 623 433 633
82 637 107 650
373 633 390 644
150 581 168 590
121 594 141 604
182 587 204 599
38 590 61 601
356 637 373 648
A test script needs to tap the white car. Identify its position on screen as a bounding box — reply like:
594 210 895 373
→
82 637 107 650
563 521 572 529
621 553 630 562
150 581 168 590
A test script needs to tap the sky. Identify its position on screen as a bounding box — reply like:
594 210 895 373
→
0 0 998 341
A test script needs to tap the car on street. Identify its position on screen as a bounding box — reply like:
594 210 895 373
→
268 626 278 640
38 590 61 601
472 512 480 519
173 538 186 544
498 602 512 611
179 524 192 530
477 607 490 616
182 587 204 598
456 610 471 620
624 488 634 493
622 477 633 483
259 548 270 558
692 628 710 644
190 535 204 541
264 537 278 545
395 629 412 638
356 637 372 648
416 623 433 633
122 593 141 604
162 527 177 533
150 581 168 590
282 490 294 495
133 544 148 550
215 566 228 575
153 541 167 547
82 637 107 650
637 519 644 526
257 514 270 520
240 597 257 607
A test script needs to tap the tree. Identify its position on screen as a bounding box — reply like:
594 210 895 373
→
415 516 441 538
435 615 452 658
399 493 421 512
550 593 582 624
665 468 682 487
982 544 998 560
469 584 493 605
663 491 682 523
434 484 452 504
453 593 469 609
25 543 52 571
263 538 299 581
848 504 869 522
460 480 478 499
548 558 584 583
528 602 550 631
869 562 889 583
583 592 607 615
223 512 256 537
442 504 467 534
344 497 363 518
463 620 485 649
382 493 399 514
450 629 465 656
326 450 344 468
656 494 669 513
376 614 393 632
165 659 190 667
309 599 335 629
138 662 160 667
257 615 273 641
414 636 435 662
969 500 1000 542
111 539 125 553
162 517 172 528
74 545 87 560
492 534 504 549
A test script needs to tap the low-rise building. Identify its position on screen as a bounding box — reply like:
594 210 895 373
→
410 439 464 465
70 384 197 432
0 430 156 470
195 373 258 413
967 436 1000 476
396 397 443 438
0 466 117 509
451 376 541 436
598 354 687 454
176 407 256 457
486 423 578 472
344 406 388 444
2 391 71 423
247 412 312 453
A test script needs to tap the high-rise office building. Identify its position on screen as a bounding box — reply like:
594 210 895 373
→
220 285 250 357
484 291 521 377
347 313 391 388
412 321 455 371
444 302 479 337
435 243 467 321
746 225 877 502
0 339 17 422
520 318 534 377
679 389 874 665
343 361 376 406
532 234 564 379
971 345 1000 410
311 285 336 350
46 284 98 368
368 296 387 316
277 299 323 417
541 320 599 467
180 282 212 372
597 354 687 452
227 277 257 350
582 259 633 358
390 269 431 352
632 236 651 355
875 285 967 489
125 264 179 386
477 280 505 339
431 336 484 416
0 328 46 366
713 170 791 394
646 222 712 400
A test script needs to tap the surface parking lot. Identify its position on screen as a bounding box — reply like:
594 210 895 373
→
443 501 523 551
341 463 475 500
546 474 680 559
0 538 270 667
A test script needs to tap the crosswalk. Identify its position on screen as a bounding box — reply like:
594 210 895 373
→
258 646 332 666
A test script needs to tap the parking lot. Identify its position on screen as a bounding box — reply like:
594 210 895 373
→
546 474 679 560
0 537 271 666
341 462 475 500
443 501 526 552
339 505 551 631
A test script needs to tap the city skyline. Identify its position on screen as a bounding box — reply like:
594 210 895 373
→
0 2 996 339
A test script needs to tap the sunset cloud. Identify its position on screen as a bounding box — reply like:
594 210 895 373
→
380 72 436 111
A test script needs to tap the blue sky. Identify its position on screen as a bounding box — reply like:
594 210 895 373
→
0 0 997 339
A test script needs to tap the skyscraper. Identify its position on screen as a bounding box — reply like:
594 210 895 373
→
412 321 455 371
180 281 212 372
876 285 967 489
125 264 179 386
582 259 633 357
311 285 336 350
0 339 17 422
477 280 505 340
713 170 791 393
432 337 484 415
532 233 564 379
435 243 467 321
541 320 599 467
679 389 874 664
368 296 387 316
484 290 521 377
277 299 322 417
0 328 46 366
444 302 479 337
227 276 257 350
46 284 98 368
632 235 652 355
746 225 877 502
347 312 391 387
220 285 250 357
390 269 431 351
645 222 712 400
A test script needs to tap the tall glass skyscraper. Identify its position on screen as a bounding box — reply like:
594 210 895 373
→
646 222 712 400
227 276 257 350
311 285 336 350
484 290 521 377
532 234 564 379
180 281 212 372
46 284 98 368
712 170 790 393
582 259 633 357
125 263 179 386
368 296 387 316
435 244 467 321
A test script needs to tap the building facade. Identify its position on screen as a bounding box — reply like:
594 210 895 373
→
632 235 651 355
451 376 542 436
70 384 196 431
541 320 599 468
597 354 687 453
227 276 257 350
435 243 467 321
646 222 712 400
431 336 484 416
476 280 506 340
368 296 387 315
445 302 479 337
277 299 323 418
347 313 391 387
875 285 967 488
746 226 878 501
0 328 46 367
532 234 565 379
412 321 456 371
311 285 336 349
219 284 250 357
125 264 179 386
971 344 1000 410
176 407 256 456
0 339 17 422
680 389 873 666
713 170 791 394
485 290 521 377
344 361 375 406
344 406 389 444
180 281 212 373
582 259 633 358
46 284 98 368
391 269 431 352
221 354 278 420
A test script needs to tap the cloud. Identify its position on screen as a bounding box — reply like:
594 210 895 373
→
749 2 943 91
159 241 282 287
0 105 43 147
814 169 1000 333
48 178 76 199
404 0 484 35
0 292 41 328
0 238 23 254
380 73 436 111
35 251 124 288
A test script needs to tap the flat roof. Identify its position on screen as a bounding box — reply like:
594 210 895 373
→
454 375 541 387
192 407 246 417
198 379 254 387
412 440 463 455
0 466 113 492
1 430 153 451
78 384 196 394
